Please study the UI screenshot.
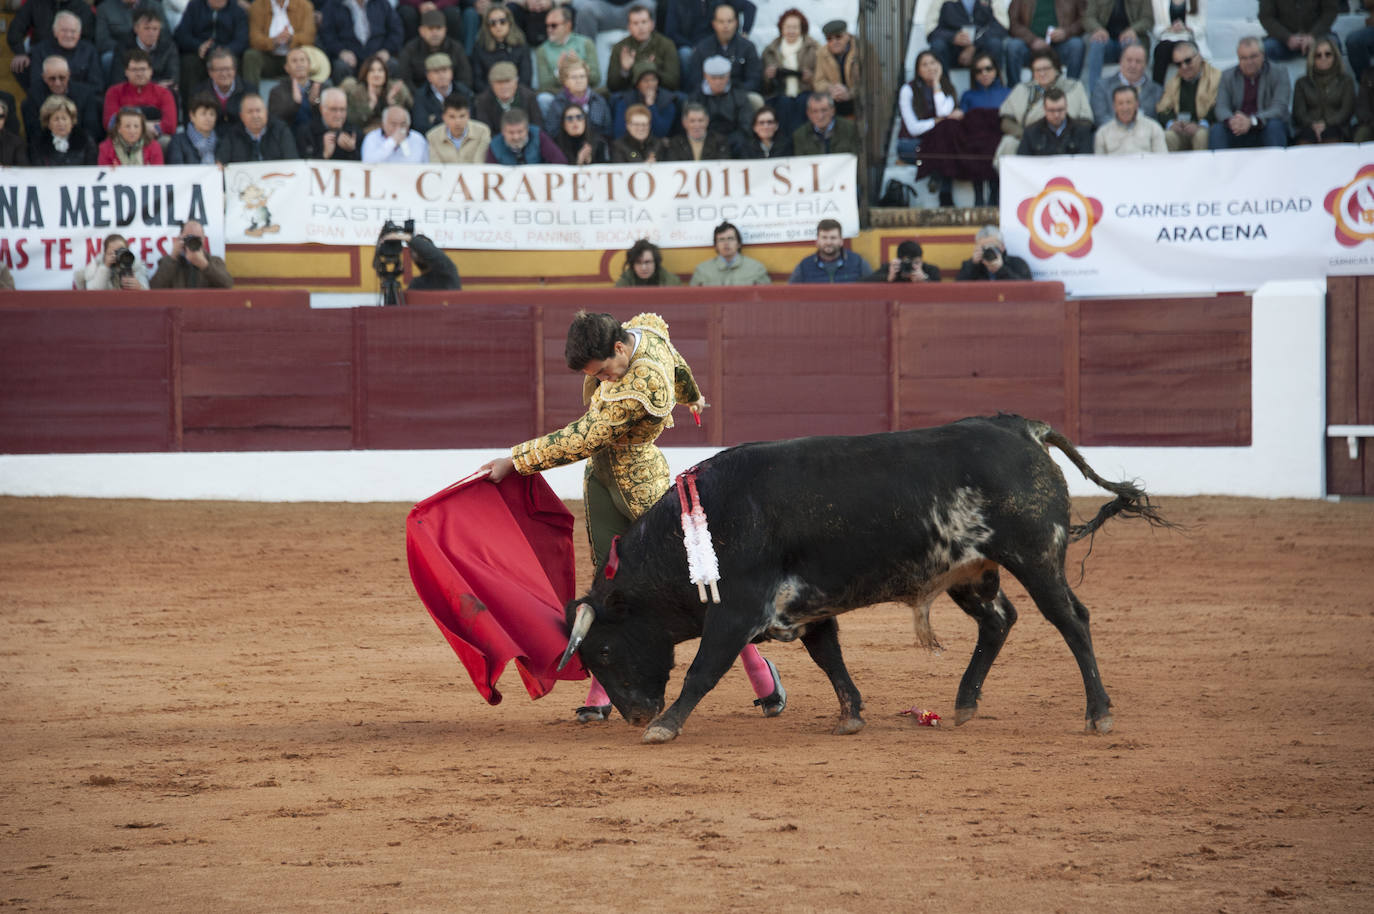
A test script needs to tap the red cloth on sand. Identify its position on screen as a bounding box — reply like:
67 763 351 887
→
407 471 587 705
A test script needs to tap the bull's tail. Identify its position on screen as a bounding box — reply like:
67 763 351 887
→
1029 420 1174 544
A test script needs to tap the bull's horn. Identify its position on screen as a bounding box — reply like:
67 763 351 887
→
556 603 596 671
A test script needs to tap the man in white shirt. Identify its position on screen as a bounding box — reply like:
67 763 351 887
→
362 104 430 162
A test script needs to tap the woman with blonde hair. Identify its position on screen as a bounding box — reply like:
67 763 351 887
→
471 3 531 92
1292 38 1355 145
543 56 612 137
343 54 414 134
98 108 164 166
30 94 97 166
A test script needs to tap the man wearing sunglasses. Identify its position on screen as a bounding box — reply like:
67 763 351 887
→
1156 40 1220 152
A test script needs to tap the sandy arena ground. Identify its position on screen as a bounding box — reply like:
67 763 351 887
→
2 493 1373 912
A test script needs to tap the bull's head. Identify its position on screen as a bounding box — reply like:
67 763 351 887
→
559 596 674 727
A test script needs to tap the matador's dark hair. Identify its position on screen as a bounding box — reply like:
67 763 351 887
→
565 311 631 369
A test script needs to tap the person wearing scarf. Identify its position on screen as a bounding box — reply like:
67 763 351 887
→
761 9 838 134
98 108 165 165
29 94 96 166
542 58 612 138
168 95 223 164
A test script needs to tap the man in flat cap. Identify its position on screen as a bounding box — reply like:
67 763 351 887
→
412 51 472 132
821 19 866 118
689 53 753 149
399 7 472 92
473 59 541 131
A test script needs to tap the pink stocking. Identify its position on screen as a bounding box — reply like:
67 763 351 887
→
739 644 777 697
584 677 610 707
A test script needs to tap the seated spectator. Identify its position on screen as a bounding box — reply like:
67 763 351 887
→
192 47 258 130
551 101 610 163
486 106 568 162
473 60 541 131
174 0 248 103
691 54 753 150
399 9 472 93
243 0 317 85
299 87 364 159
98 107 165 165
167 93 223 163
218 92 298 161
661 101 732 159
320 0 404 84
505 0 558 47
1209 36 1290 149
789 219 870 284
897 50 963 207
663 0 757 67
1356 64 1374 143
361 105 429 161
8 1 98 89
104 51 178 139
611 102 664 161
956 226 1031 280
959 51 1011 206
1082 0 1152 93
0 100 29 165
688 3 760 96
1149 0 1202 86
413 53 470 133
30 94 98 166
1094 84 1166 153
99 0 170 85
470 4 532 93
995 47 1090 163
761 8 838 135
612 61 679 138
615 239 682 286
1156 40 1220 151
1006 0 1086 83
21 55 104 142
1259 0 1339 63
542 57 613 137
1016 85 1095 153
690 220 769 286
427 93 491 161
115 8 180 90
1349 0 1374 82
28 12 104 96
820 19 866 118
792 91 859 156
151 220 233 289
396 0 465 46
268 47 325 131
735 104 792 158
1090 42 1159 127
862 239 942 283
535 6 599 90
344 54 415 134
926 0 1010 90
608 5 681 94
1292 38 1354 143
74 233 149 290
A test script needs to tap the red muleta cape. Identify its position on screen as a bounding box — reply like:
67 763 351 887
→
407 471 588 704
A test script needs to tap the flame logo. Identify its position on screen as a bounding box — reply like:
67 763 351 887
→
1017 178 1103 259
1325 165 1374 247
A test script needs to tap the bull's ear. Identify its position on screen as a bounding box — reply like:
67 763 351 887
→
556 603 596 671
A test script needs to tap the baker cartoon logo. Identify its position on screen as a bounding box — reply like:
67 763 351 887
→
1324 165 1374 247
229 171 295 238
1016 177 1104 259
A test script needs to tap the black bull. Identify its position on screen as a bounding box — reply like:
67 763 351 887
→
559 415 1169 743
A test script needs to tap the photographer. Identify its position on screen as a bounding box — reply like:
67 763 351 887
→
375 222 461 301
150 220 234 289
956 226 1032 281
74 234 150 290
862 240 942 283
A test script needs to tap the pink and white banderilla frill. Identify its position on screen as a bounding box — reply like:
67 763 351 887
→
675 470 720 603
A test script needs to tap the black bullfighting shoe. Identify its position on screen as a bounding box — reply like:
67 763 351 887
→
753 658 787 718
575 704 611 723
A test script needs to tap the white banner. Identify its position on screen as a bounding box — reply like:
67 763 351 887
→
0 165 226 291
1000 146 1374 296
223 155 860 250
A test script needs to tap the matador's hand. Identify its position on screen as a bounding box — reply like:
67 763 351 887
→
481 456 515 482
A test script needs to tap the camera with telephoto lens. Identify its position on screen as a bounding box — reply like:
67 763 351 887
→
896 257 915 278
114 248 136 279
183 235 203 253
982 246 1001 261
373 219 416 306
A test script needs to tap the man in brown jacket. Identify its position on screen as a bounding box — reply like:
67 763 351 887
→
243 0 317 85
150 221 234 289
1005 0 1085 84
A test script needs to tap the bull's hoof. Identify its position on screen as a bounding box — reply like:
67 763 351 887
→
954 705 977 726
832 716 865 735
1086 713 1114 734
642 724 679 744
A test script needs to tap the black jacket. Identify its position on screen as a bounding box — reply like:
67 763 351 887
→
29 127 97 166
661 131 733 160
22 80 104 141
216 120 299 163
407 235 461 291
1017 118 1095 156
471 85 540 132
296 121 363 160
861 261 943 282
166 129 219 164
191 78 259 130
735 131 792 159
173 0 250 57
956 254 1032 280
398 36 473 92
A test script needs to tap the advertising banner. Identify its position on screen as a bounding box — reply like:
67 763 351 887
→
223 155 860 250
0 165 226 290
1000 146 1374 295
